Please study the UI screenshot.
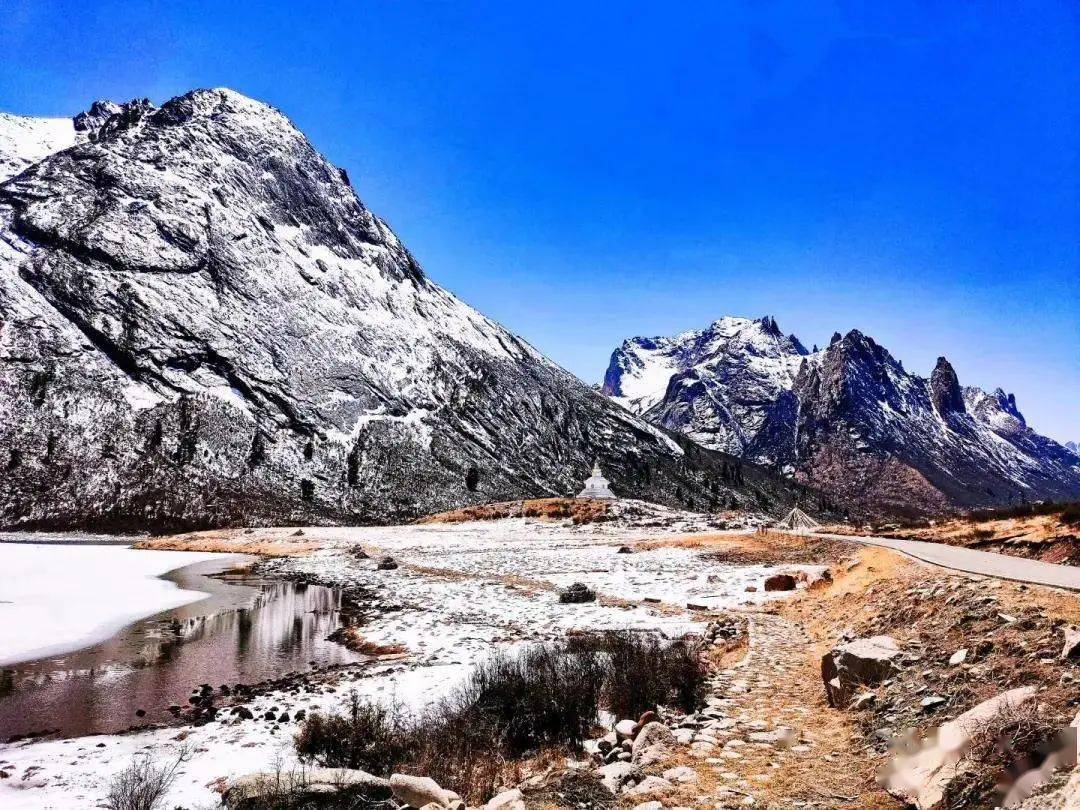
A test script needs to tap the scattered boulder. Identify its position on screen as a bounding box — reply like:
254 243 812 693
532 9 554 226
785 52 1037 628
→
617 546 633 554
1062 625 1080 659
292 529 305 537
624 775 674 797
390 774 449 808
821 635 902 708
763 573 797 592
948 649 968 666
377 556 399 571
920 696 947 712
223 767 391 808
883 686 1037 809
596 761 643 794
615 718 637 739
806 569 833 590
485 787 525 810
851 692 877 711
559 582 597 604
662 765 698 784
631 721 675 765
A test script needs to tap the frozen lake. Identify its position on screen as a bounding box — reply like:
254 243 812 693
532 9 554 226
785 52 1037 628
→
0 541 361 738
0 541 229 667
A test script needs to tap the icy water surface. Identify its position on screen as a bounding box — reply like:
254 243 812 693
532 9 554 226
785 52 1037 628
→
0 546 360 739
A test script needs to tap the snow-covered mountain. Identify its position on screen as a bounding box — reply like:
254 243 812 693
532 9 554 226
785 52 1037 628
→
0 89 819 530
1066 441 1079 456
603 318 1080 516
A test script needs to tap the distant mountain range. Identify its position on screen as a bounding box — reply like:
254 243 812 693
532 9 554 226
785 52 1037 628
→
0 90 821 531
603 317 1080 516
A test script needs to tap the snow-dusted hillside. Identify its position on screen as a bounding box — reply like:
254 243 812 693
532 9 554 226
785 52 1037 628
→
0 89 819 529
0 113 76 183
604 319 1080 515
603 316 809 456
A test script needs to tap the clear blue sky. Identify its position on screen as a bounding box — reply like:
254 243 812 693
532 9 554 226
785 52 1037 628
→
3 2 1077 441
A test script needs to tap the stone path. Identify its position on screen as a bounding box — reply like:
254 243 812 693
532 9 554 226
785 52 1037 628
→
657 611 857 808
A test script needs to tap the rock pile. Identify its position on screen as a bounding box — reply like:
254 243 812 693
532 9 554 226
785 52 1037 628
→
558 582 597 603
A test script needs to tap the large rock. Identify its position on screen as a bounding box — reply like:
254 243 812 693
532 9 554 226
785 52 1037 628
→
883 686 1036 809
764 573 797 591
631 721 676 765
623 776 674 797
559 582 597 604
821 635 902 707
485 788 525 810
596 761 644 794
223 767 390 808
390 774 449 808
1061 625 1080 659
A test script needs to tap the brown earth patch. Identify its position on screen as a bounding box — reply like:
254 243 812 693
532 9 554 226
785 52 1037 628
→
134 529 324 556
638 529 849 566
418 498 612 525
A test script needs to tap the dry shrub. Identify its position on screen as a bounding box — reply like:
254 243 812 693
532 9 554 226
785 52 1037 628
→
942 690 1074 808
568 631 707 718
294 694 413 776
104 746 191 810
325 626 408 656
295 635 705 801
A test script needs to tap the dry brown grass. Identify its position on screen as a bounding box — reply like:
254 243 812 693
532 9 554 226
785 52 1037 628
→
828 513 1080 565
325 627 409 657
134 530 323 557
418 498 612 525
638 529 849 566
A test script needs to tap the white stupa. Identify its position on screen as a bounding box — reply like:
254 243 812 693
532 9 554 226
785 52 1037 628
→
577 460 616 499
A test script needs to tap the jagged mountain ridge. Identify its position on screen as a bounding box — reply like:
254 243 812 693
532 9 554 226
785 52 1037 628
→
0 89 822 530
603 317 1080 516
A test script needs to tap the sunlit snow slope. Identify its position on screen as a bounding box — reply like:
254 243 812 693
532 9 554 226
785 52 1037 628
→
604 319 1080 516
0 89 819 529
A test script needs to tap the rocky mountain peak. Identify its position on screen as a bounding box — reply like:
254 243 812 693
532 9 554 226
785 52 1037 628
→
604 317 1080 516
929 357 965 415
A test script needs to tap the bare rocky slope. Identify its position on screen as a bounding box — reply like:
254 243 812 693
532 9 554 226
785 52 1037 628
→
603 317 1080 517
0 89 823 531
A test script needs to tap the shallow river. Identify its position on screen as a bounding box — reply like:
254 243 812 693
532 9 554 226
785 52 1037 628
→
0 544 360 739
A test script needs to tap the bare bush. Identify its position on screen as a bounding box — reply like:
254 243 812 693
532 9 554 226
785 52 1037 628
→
294 692 414 774
585 631 706 718
104 746 191 810
295 635 704 802
945 691 1073 808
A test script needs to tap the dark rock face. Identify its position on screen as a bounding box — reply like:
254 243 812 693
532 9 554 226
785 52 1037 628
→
604 320 1080 517
0 89 819 530
929 357 965 416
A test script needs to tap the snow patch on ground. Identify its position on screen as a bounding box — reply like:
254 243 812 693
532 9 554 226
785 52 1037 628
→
0 518 809 808
0 543 227 666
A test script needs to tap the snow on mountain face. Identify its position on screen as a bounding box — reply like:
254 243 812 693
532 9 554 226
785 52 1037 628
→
1066 441 1079 456
604 320 1080 516
0 113 77 183
602 317 809 456
0 89 818 530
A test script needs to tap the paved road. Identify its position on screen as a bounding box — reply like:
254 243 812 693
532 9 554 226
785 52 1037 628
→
808 531 1080 592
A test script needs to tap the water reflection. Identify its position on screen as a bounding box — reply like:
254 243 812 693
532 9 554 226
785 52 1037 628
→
0 554 360 740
